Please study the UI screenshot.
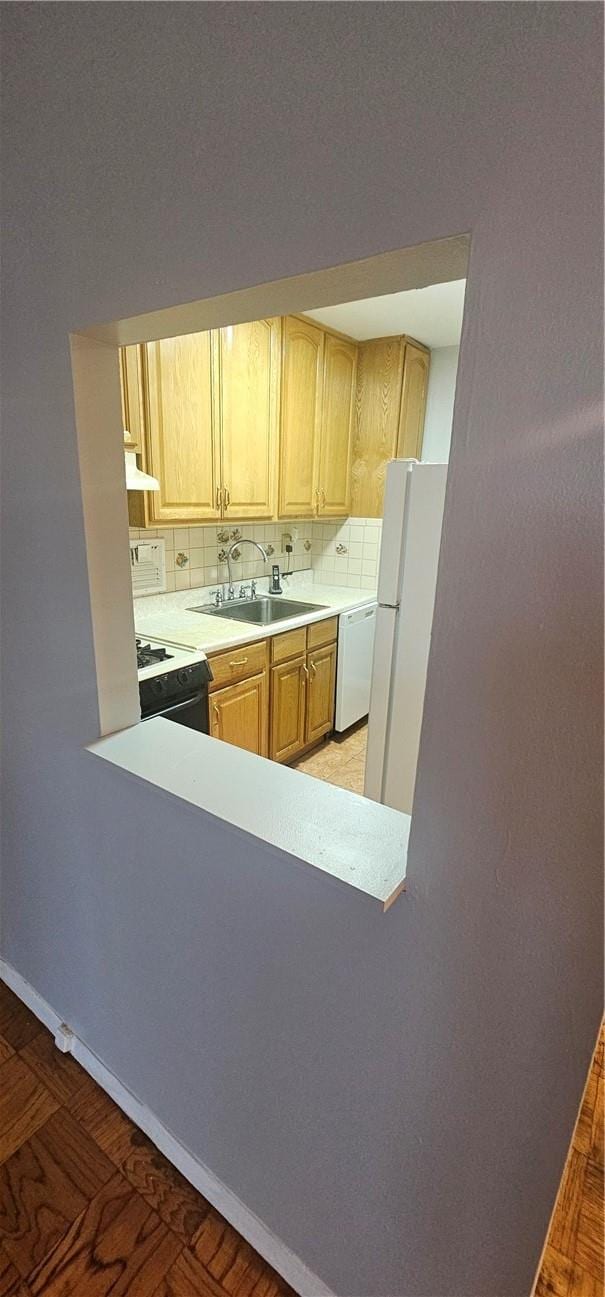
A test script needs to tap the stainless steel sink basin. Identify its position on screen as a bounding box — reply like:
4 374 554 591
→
186 595 329 625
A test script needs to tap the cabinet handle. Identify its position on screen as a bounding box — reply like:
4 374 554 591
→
229 657 248 667
309 659 317 679
212 702 220 732
315 488 320 513
224 485 230 508
216 486 222 511
302 662 309 680
320 488 326 508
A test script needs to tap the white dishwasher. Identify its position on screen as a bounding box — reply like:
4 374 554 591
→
335 603 377 732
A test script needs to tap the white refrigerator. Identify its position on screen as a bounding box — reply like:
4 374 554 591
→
364 459 448 815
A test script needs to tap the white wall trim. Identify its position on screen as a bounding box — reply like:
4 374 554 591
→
0 959 336 1297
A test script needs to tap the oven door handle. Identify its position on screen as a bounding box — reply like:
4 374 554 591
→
154 692 205 719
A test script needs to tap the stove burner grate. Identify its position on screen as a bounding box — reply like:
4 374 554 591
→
136 639 174 670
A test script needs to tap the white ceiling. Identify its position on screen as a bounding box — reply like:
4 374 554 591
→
304 278 466 349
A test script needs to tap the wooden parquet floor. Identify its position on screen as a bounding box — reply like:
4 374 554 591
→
535 1025 604 1297
0 977 602 1297
0 980 296 1297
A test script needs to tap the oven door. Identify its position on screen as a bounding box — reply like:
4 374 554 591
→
145 691 209 734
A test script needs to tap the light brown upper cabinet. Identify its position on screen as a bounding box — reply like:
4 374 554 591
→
350 336 430 517
278 320 357 520
121 345 152 530
218 318 280 520
279 316 323 518
350 338 405 520
144 331 220 523
317 334 357 517
137 321 280 524
124 314 358 526
397 341 430 459
120 345 145 446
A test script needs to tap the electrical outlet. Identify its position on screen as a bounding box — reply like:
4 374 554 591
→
281 532 292 552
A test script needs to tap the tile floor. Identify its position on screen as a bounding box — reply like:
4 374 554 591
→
292 719 368 793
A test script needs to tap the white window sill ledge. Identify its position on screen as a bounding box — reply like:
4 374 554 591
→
86 719 409 910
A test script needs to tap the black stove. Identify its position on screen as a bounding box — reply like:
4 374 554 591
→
136 639 174 670
137 638 213 732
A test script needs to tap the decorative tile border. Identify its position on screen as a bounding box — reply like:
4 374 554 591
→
130 520 319 594
130 518 381 596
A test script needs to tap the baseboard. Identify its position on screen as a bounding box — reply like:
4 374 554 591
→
0 958 335 1297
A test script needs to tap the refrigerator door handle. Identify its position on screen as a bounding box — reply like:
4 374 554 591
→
378 601 400 610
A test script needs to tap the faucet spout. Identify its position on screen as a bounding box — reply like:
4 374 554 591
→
224 538 269 593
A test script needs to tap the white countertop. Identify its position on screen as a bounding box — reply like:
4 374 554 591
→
120 574 406 908
134 579 378 653
87 718 408 909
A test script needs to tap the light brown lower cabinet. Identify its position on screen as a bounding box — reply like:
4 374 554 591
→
304 640 337 747
270 655 307 762
209 671 268 757
207 620 338 763
269 621 338 763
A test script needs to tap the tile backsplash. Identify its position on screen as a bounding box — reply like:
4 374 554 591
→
129 517 382 596
310 518 382 590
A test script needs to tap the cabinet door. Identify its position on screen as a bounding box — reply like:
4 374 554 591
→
305 641 337 745
121 345 152 529
317 334 357 517
218 318 280 520
120 345 145 444
270 656 307 762
350 337 405 518
397 342 430 460
278 317 323 519
145 331 221 523
209 671 268 757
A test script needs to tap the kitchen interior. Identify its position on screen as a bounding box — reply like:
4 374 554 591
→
125 279 464 813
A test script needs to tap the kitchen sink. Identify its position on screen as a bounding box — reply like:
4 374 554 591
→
186 595 329 625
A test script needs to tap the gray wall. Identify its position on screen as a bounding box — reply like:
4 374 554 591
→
1 6 602 1295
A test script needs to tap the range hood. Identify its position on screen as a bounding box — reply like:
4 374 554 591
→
124 430 159 491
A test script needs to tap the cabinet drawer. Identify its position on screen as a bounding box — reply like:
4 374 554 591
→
271 627 307 665
208 640 268 690
307 616 338 650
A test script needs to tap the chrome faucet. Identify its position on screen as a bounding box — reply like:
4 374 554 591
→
224 538 269 598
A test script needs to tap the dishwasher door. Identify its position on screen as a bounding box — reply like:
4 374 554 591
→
335 603 377 732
